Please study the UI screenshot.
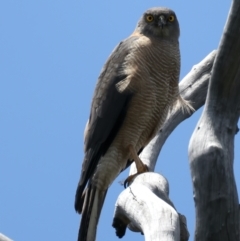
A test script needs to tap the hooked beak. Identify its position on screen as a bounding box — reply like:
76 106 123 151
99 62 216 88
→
158 15 166 28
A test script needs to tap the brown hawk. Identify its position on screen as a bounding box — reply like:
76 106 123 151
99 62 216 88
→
75 7 191 241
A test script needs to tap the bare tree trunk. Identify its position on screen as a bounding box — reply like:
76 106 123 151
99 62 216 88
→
188 0 240 240
112 51 216 241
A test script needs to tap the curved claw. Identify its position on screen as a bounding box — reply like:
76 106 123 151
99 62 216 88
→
124 164 149 188
123 175 133 188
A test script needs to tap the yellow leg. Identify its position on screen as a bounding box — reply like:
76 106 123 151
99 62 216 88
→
124 145 148 187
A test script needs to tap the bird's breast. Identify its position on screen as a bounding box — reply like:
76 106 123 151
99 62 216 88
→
116 37 180 148
91 37 181 189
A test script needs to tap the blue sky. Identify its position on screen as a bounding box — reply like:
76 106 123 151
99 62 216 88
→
1 1 239 241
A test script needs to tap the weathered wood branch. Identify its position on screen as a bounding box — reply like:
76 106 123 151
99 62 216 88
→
0 234 13 241
130 50 216 175
188 0 240 240
113 173 185 241
112 51 217 240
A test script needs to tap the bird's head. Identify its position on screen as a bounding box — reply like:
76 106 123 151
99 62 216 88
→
135 7 180 40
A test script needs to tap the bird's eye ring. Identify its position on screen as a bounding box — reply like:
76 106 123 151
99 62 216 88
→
146 14 154 22
168 15 175 22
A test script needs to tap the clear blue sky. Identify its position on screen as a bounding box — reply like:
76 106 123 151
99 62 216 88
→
1 1 239 241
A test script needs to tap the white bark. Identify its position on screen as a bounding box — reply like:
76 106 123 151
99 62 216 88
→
0 234 13 241
113 173 180 241
188 0 240 240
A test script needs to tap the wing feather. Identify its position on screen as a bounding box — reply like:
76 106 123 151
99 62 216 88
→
75 36 140 212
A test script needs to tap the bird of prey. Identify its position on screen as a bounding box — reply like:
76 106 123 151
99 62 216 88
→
75 7 191 241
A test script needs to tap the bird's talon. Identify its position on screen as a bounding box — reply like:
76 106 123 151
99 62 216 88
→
124 165 149 188
124 174 136 188
142 164 149 172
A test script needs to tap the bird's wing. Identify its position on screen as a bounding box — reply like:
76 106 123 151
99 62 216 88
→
75 36 140 210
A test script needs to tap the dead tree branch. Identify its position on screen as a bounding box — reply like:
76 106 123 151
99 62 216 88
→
188 0 240 240
113 173 186 241
0 234 13 241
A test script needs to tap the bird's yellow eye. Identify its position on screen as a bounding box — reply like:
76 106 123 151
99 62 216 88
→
168 15 175 22
146 14 154 22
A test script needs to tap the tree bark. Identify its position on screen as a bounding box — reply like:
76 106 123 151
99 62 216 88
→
0 234 13 241
113 173 182 241
188 0 240 240
112 51 216 240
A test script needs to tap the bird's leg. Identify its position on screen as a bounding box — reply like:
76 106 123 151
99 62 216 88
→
129 145 147 173
124 145 148 187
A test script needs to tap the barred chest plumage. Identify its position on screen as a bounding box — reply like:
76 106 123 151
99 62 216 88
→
115 35 181 149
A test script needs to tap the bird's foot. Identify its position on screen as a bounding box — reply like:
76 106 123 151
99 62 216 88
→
124 164 148 188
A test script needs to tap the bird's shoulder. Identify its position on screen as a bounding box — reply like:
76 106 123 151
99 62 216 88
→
98 34 146 76
92 34 144 98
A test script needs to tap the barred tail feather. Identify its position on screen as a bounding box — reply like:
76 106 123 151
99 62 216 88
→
77 185 107 241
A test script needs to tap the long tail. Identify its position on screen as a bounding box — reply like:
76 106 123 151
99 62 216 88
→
76 184 108 241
